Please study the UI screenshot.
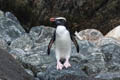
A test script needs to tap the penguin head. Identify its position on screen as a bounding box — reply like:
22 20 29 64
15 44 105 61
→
50 17 66 26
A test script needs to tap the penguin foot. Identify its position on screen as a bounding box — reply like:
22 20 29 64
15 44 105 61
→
57 62 63 70
64 61 71 68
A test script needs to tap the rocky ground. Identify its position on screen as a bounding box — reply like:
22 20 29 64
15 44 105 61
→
0 10 120 80
0 48 34 80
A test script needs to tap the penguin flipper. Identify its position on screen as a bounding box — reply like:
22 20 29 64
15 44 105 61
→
47 31 56 55
71 36 79 53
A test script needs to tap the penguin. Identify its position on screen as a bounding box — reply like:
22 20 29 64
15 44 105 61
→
47 17 79 70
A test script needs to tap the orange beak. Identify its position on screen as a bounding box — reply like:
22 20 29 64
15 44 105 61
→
50 17 55 22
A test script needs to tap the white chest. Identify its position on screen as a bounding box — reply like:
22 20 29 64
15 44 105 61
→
55 25 72 58
56 25 70 41
55 26 71 50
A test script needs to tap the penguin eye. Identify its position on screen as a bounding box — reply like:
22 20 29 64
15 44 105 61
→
56 19 66 25
56 20 61 24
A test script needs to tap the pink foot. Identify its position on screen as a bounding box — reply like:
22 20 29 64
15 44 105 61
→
64 61 71 68
57 61 63 70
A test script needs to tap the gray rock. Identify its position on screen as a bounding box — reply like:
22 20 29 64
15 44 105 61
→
29 26 55 43
0 16 25 43
20 50 56 73
0 10 4 18
42 62 87 80
0 38 8 50
9 26 55 74
98 38 120 71
76 29 104 44
71 40 105 75
9 48 28 60
5 12 20 24
34 77 40 80
95 72 120 80
25 69 34 77
37 72 46 80
10 34 33 51
0 48 34 80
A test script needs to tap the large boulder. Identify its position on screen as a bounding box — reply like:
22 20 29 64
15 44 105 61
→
0 38 8 50
75 29 104 43
29 26 55 43
8 26 55 74
95 72 120 80
0 11 25 43
10 33 33 51
97 37 120 72
5 11 20 24
0 48 34 80
0 10 4 18
105 25 120 40
71 40 105 76
19 42 56 73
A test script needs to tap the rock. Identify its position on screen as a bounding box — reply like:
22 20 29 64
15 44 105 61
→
0 48 34 80
72 40 105 75
9 48 28 60
29 26 55 43
0 15 25 43
42 62 88 80
9 26 55 74
0 38 8 50
5 11 20 24
95 72 120 80
75 29 104 43
0 10 4 18
10 33 33 51
20 50 56 73
34 77 40 80
105 25 120 40
98 37 120 71
25 69 34 77
36 72 46 80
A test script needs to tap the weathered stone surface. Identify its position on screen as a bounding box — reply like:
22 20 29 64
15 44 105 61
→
95 72 120 80
39 62 87 80
0 10 4 18
34 77 40 80
0 13 25 43
29 26 55 43
10 33 33 51
25 69 34 77
71 40 105 75
98 38 120 72
105 25 120 40
5 11 20 24
0 38 8 50
0 48 34 80
75 29 104 43
20 50 56 73
9 48 28 60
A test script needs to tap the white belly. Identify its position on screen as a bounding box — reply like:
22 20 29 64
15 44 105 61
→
55 26 71 59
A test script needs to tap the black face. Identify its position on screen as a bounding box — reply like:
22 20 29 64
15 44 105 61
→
55 19 66 26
